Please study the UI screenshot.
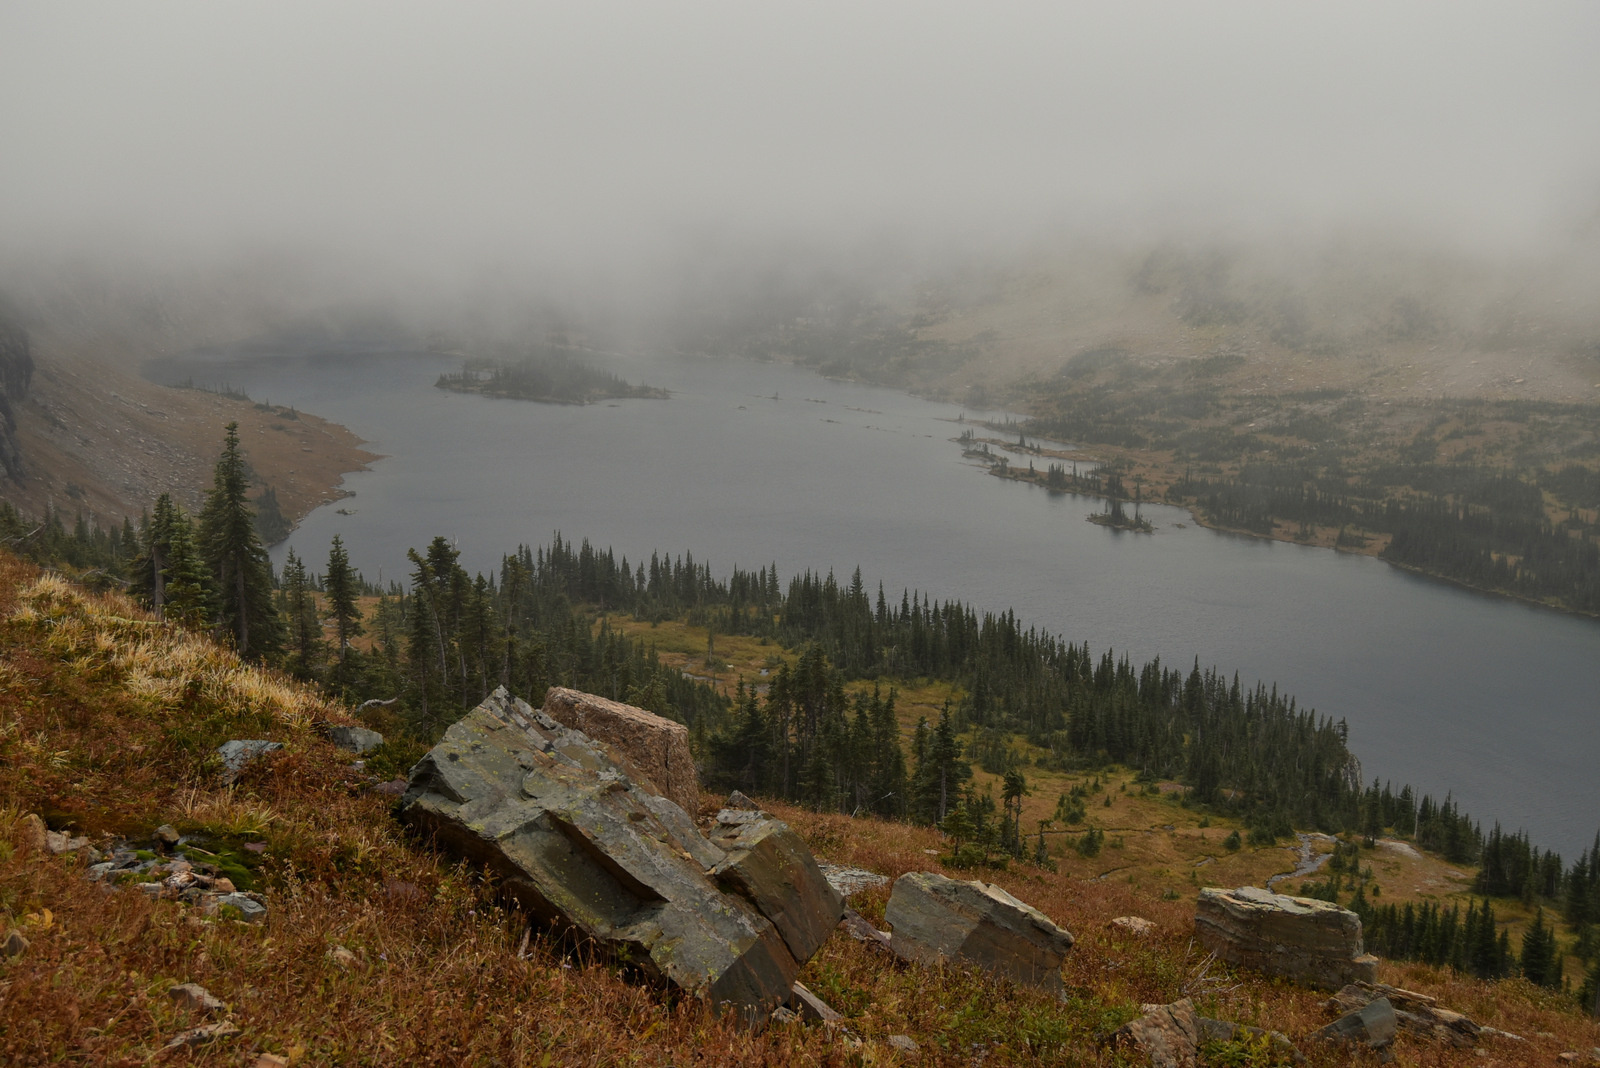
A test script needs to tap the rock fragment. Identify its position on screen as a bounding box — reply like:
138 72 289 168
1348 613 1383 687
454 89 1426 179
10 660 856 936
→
790 981 844 1025
1107 999 1202 1068
216 740 283 779
1109 915 1156 936
884 871 1074 994
19 813 48 853
819 864 889 898
540 686 700 816
888 1034 920 1054
328 725 384 754
840 907 894 954
1328 981 1479 1048
168 983 227 1015
1194 885 1377 989
45 829 90 854
1309 996 1397 1051
210 893 268 922
154 824 181 847
163 1021 242 1049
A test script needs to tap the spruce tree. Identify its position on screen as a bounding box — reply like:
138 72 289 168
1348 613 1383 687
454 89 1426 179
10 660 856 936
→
160 511 214 629
324 534 364 668
280 548 323 679
197 423 282 659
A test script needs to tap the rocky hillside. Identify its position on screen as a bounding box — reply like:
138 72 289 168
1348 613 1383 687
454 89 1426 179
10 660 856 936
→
2 555 1597 1065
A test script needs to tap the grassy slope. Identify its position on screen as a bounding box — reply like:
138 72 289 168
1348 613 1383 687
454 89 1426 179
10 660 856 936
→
2 563 1597 1065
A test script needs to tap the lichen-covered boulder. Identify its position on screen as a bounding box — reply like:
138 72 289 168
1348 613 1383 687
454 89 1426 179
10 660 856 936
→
1195 886 1378 990
884 871 1074 994
400 687 819 1023
541 687 700 816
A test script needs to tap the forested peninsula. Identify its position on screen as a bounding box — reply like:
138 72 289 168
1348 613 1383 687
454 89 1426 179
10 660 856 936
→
435 345 667 404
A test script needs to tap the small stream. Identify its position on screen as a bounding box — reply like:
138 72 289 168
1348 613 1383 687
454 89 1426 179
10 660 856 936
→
1266 833 1333 891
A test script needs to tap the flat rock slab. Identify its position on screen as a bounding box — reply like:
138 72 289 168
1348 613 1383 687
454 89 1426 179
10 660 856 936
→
541 687 700 816
401 687 833 1023
884 871 1074 994
1195 886 1377 990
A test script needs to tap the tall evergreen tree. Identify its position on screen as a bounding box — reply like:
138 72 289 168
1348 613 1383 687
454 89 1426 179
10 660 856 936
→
197 423 282 659
325 534 364 665
279 548 323 679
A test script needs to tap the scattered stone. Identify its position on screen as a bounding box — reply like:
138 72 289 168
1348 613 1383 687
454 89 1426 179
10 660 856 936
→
1309 996 1397 1051
211 893 268 923
888 1034 920 1054
86 862 115 882
791 981 844 1025
770 1004 801 1025
154 824 181 847
840 908 894 954
1478 1027 1525 1042
725 790 761 811
45 829 90 854
162 1020 242 1049
716 806 769 827
329 945 358 969
212 877 236 894
1108 998 1202 1068
20 813 48 853
328 725 384 754
884 871 1075 995
709 815 844 963
1109 915 1156 936
1328 982 1480 1048
1194 886 1378 990
400 687 831 1024
216 740 283 778
243 842 268 853
819 864 889 897
371 778 408 796
540 686 701 816
168 983 227 1015
252 1055 290 1068
2 929 28 958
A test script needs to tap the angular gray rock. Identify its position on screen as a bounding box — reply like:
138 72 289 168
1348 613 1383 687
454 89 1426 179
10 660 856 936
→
1195 886 1378 990
328 725 384 754
216 740 283 778
168 983 227 1015
540 687 701 816
709 816 844 964
884 871 1075 994
400 687 839 1023
1309 996 1397 1050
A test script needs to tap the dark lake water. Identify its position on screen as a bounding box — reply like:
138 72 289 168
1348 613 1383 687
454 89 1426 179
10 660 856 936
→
146 349 1600 858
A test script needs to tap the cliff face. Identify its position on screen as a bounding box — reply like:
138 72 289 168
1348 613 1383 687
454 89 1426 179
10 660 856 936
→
0 311 36 481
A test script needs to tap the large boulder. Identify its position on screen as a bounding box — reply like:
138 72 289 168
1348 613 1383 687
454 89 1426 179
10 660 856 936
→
399 687 836 1023
541 687 701 816
1195 886 1378 990
884 871 1075 994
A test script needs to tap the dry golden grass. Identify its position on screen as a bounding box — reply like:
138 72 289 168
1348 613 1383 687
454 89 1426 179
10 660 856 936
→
2 555 1597 1065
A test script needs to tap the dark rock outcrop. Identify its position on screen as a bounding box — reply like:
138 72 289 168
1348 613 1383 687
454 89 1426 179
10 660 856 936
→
399 687 839 1023
1308 996 1397 1051
1328 982 1481 1048
884 871 1074 994
1195 885 1377 989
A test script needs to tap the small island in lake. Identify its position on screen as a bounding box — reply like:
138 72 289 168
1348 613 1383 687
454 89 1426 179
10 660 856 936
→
435 346 668 404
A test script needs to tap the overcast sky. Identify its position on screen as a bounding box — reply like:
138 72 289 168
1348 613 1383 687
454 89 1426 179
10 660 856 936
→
3 2 1598 270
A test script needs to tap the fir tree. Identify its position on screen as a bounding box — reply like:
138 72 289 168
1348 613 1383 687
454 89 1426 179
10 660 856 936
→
280 548 323 679
325 534 364 669
197 423 282 659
